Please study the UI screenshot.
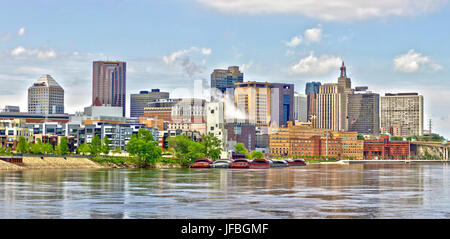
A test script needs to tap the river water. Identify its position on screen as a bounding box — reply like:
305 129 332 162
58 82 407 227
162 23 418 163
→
0 163 449 218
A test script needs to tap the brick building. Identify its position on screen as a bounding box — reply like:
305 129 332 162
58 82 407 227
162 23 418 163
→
363 135 410 159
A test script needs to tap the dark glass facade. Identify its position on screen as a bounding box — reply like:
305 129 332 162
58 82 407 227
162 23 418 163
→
92 61 126 117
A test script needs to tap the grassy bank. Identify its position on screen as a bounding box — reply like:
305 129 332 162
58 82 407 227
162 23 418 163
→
89 156 184 168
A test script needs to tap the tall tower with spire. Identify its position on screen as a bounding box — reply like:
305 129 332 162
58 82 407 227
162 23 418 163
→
316 60 353 131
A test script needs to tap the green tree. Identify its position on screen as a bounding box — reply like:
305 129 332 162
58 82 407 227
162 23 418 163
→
90 135 102 156
168 135 208 165
102 136 111 155
16 136 29 153
126 128 162 166
168 135 193 164
56 137 69 155
234 143 249 158
0 147 6 155
30 139 44 154
43 143 54 154
78 142 91 155
250 150 264 159
200 134 222 160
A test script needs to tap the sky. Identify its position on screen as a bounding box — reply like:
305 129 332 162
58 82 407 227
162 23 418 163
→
0 0 449 139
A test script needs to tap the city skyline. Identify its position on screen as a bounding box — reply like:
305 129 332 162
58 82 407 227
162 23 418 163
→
1 0 449 138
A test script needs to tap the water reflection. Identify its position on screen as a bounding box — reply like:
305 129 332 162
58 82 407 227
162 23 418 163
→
0 163 449 218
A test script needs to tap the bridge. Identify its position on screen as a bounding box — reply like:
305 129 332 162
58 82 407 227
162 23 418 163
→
410 141 449 160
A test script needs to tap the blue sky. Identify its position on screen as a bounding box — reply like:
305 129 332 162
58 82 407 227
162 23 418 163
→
1 0 449 138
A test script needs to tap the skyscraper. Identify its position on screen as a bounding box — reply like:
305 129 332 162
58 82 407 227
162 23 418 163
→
234 82 271 126
305 81 321 122
294 92 307 122
380 93 424 136
28 75 64 114
211 66 243 99
347 88 380 135
305 82 321 96
92 61 126 116
316 62 353 131
270 83 294 127
130 89 169 118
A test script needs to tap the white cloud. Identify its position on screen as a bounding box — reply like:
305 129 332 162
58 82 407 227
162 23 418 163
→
201 48 212 55
197 0 447 21
290 52 342 75
285 36 302 47
393 49 442 73
304 25 322 43
18 27 25 36
10 46 57 59
284 25 322 47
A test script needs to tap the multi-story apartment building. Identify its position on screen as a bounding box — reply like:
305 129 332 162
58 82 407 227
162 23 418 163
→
0 119 33 149
130 89 170 118
347 88 380 135
92 61 126 116
28 75 64 114
316 62 353 131
380 93 424 136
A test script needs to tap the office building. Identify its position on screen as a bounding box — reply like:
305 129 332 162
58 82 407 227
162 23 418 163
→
316 62 353 131
2 106 20 113
92 61 126 116
364 135 410 159
380 93 424 136
270 83 294 127
211 66 243 99
130 89 170 118
347 89 380 135
234 82 271 126
226 123 256 152
143 98 181 121
28 74 64 114
171 98 207 123
269 122 363 159
294 92 307 122
305 82 321 123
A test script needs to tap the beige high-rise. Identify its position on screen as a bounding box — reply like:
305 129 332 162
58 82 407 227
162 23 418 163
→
380 93 424 136
316 62 353 131
234 82 271 126
28 75 64 114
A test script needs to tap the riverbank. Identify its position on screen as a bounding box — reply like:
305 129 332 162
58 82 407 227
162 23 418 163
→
0 156 183 171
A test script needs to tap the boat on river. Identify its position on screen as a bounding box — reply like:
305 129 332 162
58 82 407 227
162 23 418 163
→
288 159 307 167
230 158 251 169
210 159 233 168
190 158 213 168
249 158 270 169
271 159 289 168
